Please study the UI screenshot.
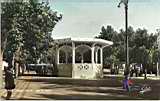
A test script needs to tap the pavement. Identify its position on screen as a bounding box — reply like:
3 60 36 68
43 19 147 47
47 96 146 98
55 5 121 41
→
104 74 160 80
0 74 160 100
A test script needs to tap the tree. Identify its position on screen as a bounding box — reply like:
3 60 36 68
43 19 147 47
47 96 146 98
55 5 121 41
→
1 0 62 75
96 25 159 76
97 26 118 65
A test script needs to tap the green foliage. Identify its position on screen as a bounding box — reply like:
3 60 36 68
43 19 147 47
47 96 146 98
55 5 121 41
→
97 25 124 65
1 0 62 64
96 25 159 70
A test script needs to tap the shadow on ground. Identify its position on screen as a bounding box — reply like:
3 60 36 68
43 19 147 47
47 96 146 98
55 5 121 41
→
37 93 136 100
38 85 158 100
19 76 160 100
22 77 123 87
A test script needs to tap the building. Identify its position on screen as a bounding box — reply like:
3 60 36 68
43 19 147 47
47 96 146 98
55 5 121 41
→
54 37 113 79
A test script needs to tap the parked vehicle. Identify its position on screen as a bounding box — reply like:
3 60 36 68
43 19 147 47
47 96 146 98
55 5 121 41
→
27 64 54 76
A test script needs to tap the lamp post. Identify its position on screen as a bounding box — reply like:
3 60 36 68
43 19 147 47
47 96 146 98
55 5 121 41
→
118 0 129 77
0 1 2 89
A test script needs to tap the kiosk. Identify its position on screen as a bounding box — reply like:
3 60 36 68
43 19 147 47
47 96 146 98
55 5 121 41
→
55 37 113 79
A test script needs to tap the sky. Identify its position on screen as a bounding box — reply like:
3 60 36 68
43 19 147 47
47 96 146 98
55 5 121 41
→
49 0 160 38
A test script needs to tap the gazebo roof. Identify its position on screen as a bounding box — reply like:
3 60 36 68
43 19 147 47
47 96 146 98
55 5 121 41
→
54 37 113 46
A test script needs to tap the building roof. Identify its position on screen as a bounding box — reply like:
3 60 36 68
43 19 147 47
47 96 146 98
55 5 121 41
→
54 37 113 46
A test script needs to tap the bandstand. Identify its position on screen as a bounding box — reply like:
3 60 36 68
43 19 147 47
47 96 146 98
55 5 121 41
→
55 38 113 79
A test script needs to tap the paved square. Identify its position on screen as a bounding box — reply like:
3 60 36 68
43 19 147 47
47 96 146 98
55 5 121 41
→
1 76 160 100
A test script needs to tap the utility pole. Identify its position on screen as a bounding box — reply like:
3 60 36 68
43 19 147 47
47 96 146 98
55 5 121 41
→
0 1 3 89
118 0 129 77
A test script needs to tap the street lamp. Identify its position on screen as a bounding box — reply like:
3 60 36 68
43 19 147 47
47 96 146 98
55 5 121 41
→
118 0 129 76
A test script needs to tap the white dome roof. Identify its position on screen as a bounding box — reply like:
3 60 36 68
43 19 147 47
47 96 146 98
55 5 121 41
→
54 37 113 46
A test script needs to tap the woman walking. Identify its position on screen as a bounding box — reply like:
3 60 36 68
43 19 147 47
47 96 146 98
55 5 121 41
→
4 66 15 100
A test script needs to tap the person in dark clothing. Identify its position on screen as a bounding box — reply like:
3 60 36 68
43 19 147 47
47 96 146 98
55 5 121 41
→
4 66 15 100
144 69 147 80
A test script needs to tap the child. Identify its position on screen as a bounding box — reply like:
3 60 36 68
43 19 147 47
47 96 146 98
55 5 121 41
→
128 78 133 86
123 76 133 91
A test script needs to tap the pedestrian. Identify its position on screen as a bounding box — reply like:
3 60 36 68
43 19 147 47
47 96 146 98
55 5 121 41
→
4 66 15 100
144 69 147 80
123 75 129 91
128 78 133 86
123 76 134 92
130 65 134 77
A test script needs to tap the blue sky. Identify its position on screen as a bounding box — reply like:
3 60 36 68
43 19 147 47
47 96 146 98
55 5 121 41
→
49 0 160 38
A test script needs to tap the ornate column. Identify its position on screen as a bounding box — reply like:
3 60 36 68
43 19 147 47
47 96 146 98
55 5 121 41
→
72 42 75 78
91 46 95 64
72 42 75 64
57 48 59 64
100 48 103 65
95 51 98 64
